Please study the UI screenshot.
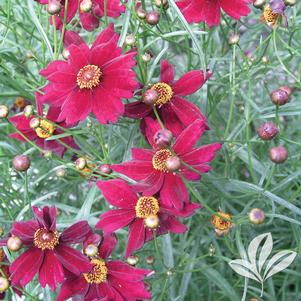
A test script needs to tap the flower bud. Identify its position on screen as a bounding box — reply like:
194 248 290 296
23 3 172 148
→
228 33 240 45
153 129 173 148
127 255 139 266
84 244 98 257
257 122 278 140
80 0 93 12
146 11 160 26
0 105 9 119
47 0 62 15
29 117 40 129
279 86 293 97
262 56 269 64
270 89 289 106
23 105 33 118
141 52 152 63
284 0 296 5
75 157 87 170
269 146 288 164
99 164 112 175
249 208 265 224
253 0 266 8
166 270 173 276
142 89 159 106
249 299 259 301
0 277 9 293
155 0 169 8
43 150 53 159
136 7 147 19
146 256 154 264
12 155 30 172
62 48 70 60
7 236 22 251
209 244 216 256
144 215 160 229
56 167 66 177
166 156 181 172
125 34 136 47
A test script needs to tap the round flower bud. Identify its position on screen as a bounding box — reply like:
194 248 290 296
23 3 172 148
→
249 299 259 301
153 129 173 148
166 156 181 172
144 215 160 229
0 105 9 118
0 277 9 293
127 255 139 266
146 256 154 264
75 157 87 170
257 122 278 140
125 34 136 47
80 0 93 12
262 56 269 64
270 89 289 106
228 33 240 45
7 236 22 251
279 86 293 97
269 146 288 164
84 244 98 257
136 7 147 19
249 208 265 225
284 0 296 6
43 150 53 159
47 0 62 15
99 164 112 175
253 0 266 9
155 0 168 8
166 270 173 276
23 105 33 118
29 117 40 129
56 167 66 177
142 89 159 106
146 11 160 26
12 155 31 172
141 52 152 63
62 48 70 60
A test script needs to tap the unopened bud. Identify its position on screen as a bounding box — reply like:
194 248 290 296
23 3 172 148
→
13 155 30 172
75 157 87 170
56 167 66 177
80 0 92 12
62 48 70 60
249 208 265 225
47 0 62 15
99 164 112 175
257 122 278 140
155 0 169 8
269 146 288 164
153 129 173 148
136 7 147 19
144 215 160 229
262 56 269 64
0 277 9 293
228 33 240 45
29 117 40 129
279 86 293 97
7 236 22 251
270 89 289 106
146 256 154 264
253 0 266 9
24 105 33 118
0 105 8 118
43 150 53 159
166 156 181 172
141 52 152 62
125 34 136 47
146 11 160 26
284 0 296 6
127 255 139 266
142 89 159 106
84 244 98 257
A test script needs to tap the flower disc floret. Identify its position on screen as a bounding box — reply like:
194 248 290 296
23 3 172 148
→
151 83 173 106
152 149 173 172
77 65 102 89
34 228 60 250
135 196 160 218
83 259 108 284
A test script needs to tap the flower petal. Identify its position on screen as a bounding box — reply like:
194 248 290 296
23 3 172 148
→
11 220 38 246
98 234 118 259
61 221 91 244
126 219 145 257
160 60 175 84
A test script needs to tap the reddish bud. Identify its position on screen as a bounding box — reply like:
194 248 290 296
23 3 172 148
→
153 129 173 148
142 89 159 106
269 146 288 164
99 164 112 175
146 256 154 264
146 11 160 26
0 105 9 118
7 236 22 251
47 0 62 15
257 122 278 140
279 86 293 97
136 7 146 19
12 155 30 172
270 89 289 106
0 277 9 293
166 156 181 171
249 208 265 224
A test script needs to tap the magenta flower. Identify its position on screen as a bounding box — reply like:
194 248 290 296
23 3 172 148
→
112 118 221 210
177 0 251 27
57 234 152 301
36 0 125 31
96 179 200 257
9 106 78 157
39 25 138 125
124 60 211 136
4 206 92 290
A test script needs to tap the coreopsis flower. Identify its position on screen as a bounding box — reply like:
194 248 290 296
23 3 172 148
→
176 0 251 27
39 25 138 125
57 234 152 301
1 206 92 290
260 0 288 28
36 0 125 31
125 60 211 136
112 118 221 210
211 211 233 236
96 179 200 256
10 97 31 113
9 106 78 157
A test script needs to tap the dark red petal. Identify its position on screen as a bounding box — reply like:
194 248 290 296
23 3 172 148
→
92 24 119 49
162 202 201 217
80 11 99 32
11 220 38 246
172 119 206 155
32 206 57 231
160 60 175 84
165 215 187 233
55 244 92 275
144 117 162 148
136 172 165 196
10 247 44 287
96 179 137 209
98 234 118 259
221 0 251 19
61 221 91 244
124 101 152 119
90 42 121 68
160 104 185 136
131 148 154 161
63 30 85 48
126 219 145 257
68 44 90 70
38 250 65 291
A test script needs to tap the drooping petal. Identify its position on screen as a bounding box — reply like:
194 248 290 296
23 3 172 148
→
98 234 118 259
79 11 99 32
160 60 175 84
11 220 38 246
60 221 91 244
124 101 152 119
126 219 146 257
143 117 162 148
32 206 57 231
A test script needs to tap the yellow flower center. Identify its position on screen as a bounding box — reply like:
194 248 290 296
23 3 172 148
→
34 228 60 250
211 212 233 231
135 196 160 218
151 82 173 106
77 65 102 89
262 5 279 27
35 119 55 139
15 97 25 108
152 149 173 172
84 259 108 284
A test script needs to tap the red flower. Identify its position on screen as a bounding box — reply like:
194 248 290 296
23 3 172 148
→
5 206 92 290
96 179 200 257
36 0 125 31
57 234 152 301
9 106 78 157
176 0 251 27
112 118 221 210
125 60 211 136
39 25 138 125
